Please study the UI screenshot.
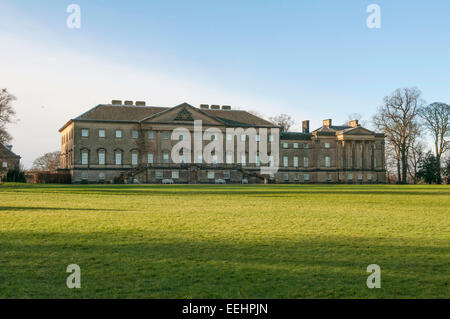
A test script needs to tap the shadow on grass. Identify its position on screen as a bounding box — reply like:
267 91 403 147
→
0 230 448 298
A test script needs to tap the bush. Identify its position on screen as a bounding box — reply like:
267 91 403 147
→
5 168 27 183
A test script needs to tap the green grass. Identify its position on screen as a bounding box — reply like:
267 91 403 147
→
0 184 449 298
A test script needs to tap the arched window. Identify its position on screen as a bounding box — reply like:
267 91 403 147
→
115 149 123 165
98 149 106 165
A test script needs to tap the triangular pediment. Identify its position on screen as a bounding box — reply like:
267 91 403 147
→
342 127 375 135
140 103 224 126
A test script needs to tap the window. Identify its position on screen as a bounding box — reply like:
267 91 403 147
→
81 172 88 181
208 171 215 179
197 154 203 164
269 135 273 142
226 154 233 164
81 129 89 137
223 171 230 179
163 132 169 139
132 130 138 139
132 152 138 166
374 158 377 168
241 154 246 166
241 134 246 142
348 173 353 180
98 129 105 138
2 162 7 168
163 153 169 164
148 154 154 164
327 173 332 181
81 151 89 165
294 174 299 181
303 157 309 168
226 134 232 141
283 143 288 149
98 151 105 165
148 131 154 139
324 142 330 148
255 135 260 142
358 173 363 180
283 156 289 167
284 174 289 181
115 152 122 165
367 173 372 180
172 171 179 179
255 155 260 166
303 143 309 149
293 156 299 167
293 143 298 149
155 171 163 179
99 172 105 181
325 156 331 167
304 174 310 181
115 130 122 138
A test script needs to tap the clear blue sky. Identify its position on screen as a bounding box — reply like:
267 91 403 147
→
1 0 449 166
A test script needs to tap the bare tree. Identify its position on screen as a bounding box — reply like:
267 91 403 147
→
344 113 368 127
32 151 61 171
419 102 450 184
268 114 294 132
407 137 426 184
373 87 424 184
0 88 17 144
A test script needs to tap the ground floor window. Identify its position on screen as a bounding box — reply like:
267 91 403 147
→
98 172 105 181
81 172 88 181
368 173 372 180
283 173 289 181
172 171 179 179
348 173 353 180
304 174 310 181
223 171 230 179
155 171 163 179
358 173 363 180
208 171 215 179
115 152 122 165
148 154 153 164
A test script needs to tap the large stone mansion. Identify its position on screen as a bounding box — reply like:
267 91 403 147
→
59 100 386 184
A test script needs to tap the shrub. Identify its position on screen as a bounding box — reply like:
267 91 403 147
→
6 168 26 183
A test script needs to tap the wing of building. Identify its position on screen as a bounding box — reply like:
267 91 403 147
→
59 101 386 184
0 143 21 178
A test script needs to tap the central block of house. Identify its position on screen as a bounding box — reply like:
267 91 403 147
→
59 101 386 184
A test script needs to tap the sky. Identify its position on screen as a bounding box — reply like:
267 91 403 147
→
1 0 449 168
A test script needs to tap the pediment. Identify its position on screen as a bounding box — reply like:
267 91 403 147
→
342 127 375 136
140 103 224 126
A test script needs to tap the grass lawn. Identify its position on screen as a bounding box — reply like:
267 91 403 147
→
0 183 448 298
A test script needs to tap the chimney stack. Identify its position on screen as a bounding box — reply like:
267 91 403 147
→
323 119 332 128
211 105 220 110
302 120 310 133
200 104 209 110
136 101 146 106
124 100 133 106
349 120 359 128
111 100 122 105
221 105 231 110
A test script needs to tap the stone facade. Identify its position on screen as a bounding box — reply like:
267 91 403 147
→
0 143 21 178
59 101 386 184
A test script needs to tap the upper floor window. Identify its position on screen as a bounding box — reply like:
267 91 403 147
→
163 153 169 164
2 162 7 168
303 157 309 168
268 135 273 142
148 154 154 164
115 151 122 165
283 143 288 149
115 130 122 138
163 132 169 139
81 150 89 165
293 156 299 167
226 154 233 164
131 152 138 166
325 156 331 167
283 156 289 167
241 154 246 166
98 129 105 138
226 134 232 141
240 134 246 142
255 135 260 142
81 129 89 138
131 130 138 139
255 155 260 167
148 131 154 139
293 143 298 149
374 158 377 168
324 142 330 149
303 143 309 149
98 150 105 165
